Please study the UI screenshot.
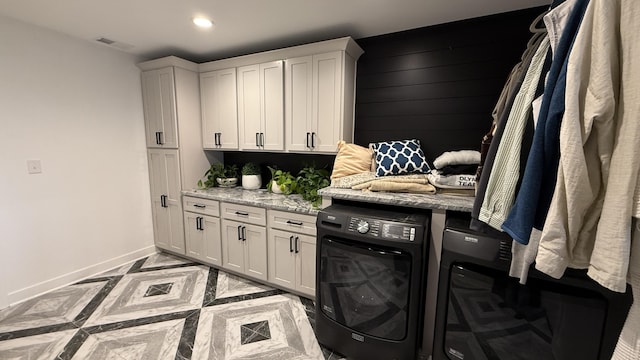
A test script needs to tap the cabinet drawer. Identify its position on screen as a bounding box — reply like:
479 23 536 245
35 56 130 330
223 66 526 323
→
221 202 266 226
183 196 220 217
268 210 316 236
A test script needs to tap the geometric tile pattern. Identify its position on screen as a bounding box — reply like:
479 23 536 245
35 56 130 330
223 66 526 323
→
0 253 345 360
241 320 271 344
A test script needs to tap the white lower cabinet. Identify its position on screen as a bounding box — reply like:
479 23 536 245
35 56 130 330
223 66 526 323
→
180 199 316 298
221 219 268 281
183 197 222 266
267 210 317 297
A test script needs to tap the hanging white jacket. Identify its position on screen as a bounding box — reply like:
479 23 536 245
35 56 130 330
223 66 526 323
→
536 0 640 293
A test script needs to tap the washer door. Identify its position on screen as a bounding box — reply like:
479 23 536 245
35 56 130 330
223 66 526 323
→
318 236 412 340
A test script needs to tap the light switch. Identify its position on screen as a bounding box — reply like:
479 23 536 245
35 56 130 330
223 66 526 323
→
27 160 42 174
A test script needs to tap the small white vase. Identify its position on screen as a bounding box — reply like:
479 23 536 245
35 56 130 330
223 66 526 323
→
242 175 262 190
270 180 283 194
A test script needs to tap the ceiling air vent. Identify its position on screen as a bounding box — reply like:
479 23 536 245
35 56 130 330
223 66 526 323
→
95 37 134 51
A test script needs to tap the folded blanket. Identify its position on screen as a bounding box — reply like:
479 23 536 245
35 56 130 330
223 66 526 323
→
331 171 433 189
427 171 476 189
433 150 481 169
353 179 436 194
438 164 479 176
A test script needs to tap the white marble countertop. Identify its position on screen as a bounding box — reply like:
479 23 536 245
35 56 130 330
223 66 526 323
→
318 187 475 212
183 188 320 215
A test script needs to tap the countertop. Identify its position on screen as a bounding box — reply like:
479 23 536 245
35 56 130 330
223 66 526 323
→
317 187 475 212
183 188 320 215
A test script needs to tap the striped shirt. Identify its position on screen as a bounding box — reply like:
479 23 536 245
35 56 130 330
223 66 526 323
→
478 36 551 230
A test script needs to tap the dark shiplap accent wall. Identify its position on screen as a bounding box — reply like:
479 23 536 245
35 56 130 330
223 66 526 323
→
224 6 547 174
354 6 547 164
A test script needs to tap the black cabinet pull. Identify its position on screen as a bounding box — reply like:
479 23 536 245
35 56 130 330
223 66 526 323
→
256 132 260 147
196 217 202 230
158 131 164 145
260 133 264 147
194 204 206 208
311 132 316 148
235 211 249 216
242 226 246 241
160 195 167 208
214 133 218 146
306 132 310 148
295 236 299 253
286 220 303 226
155 132 160 145
289 236 294 252
237 225 242 241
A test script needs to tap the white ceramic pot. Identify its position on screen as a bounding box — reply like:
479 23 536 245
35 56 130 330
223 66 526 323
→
217 177 238 187
242 175 262 190
270 180 283 194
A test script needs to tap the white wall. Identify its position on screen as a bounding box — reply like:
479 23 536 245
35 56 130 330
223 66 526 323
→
0 15 156 308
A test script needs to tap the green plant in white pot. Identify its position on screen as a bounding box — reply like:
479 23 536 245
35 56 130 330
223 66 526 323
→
267 166 297 194
241 162 262 190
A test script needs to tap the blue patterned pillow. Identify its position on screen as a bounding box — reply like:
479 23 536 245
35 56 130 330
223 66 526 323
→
372 139 431 177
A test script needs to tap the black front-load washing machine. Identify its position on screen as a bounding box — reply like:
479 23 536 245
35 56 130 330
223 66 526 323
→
315 201 430 360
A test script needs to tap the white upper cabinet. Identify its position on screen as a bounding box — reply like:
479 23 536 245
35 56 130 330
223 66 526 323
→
200 68 239 150
142 68 179 148
285 50 358 153
199 37 363 154
237 61 284 151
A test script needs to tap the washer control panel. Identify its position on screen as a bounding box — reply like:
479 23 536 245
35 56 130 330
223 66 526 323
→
347 217 416 241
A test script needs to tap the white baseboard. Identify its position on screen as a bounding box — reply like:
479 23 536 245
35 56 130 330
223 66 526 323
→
7 246 158 307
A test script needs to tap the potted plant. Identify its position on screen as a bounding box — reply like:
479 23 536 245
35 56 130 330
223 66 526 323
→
296 164 330 207
217 164 238 187
241 162 262 190
197 163 238 188
267 166 297 194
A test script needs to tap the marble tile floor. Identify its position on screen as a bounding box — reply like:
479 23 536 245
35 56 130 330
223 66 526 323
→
0 252 345 360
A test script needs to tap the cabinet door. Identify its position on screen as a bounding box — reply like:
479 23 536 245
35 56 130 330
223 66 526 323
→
295 234 317 297
285 56 313 151
268 229 296 289
185 213 222 266
237 65 262 150
244 224 268 281
184 212 203 259
200 69 238 149
221 219 245 273
142 68 178 148
202 215 222 266
260 61 284 151
312 51 343 153
148 149 185 254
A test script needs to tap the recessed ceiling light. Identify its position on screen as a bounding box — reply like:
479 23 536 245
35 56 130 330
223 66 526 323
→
193 17 213 28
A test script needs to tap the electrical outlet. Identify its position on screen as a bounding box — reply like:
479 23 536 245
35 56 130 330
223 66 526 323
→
27 160 42 174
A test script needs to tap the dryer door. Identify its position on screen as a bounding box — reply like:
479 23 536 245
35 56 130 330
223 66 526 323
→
318 236 412 340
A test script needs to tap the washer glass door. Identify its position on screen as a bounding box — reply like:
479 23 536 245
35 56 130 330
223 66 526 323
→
319 236 412 340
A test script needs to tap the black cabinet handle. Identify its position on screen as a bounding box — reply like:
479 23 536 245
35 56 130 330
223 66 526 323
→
214 133 217 146
237 225 242 241
196 216 202 230
242 226 246 241
160 195 166 208
235 211 249 216
289 236 294 252
256 132 260 147
158 131 164 145
306 132 310 148
155 132 160 145
260 133 264 147
194 204 206 208
311 132 316 148
286 220 303 226
295 236 299 253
